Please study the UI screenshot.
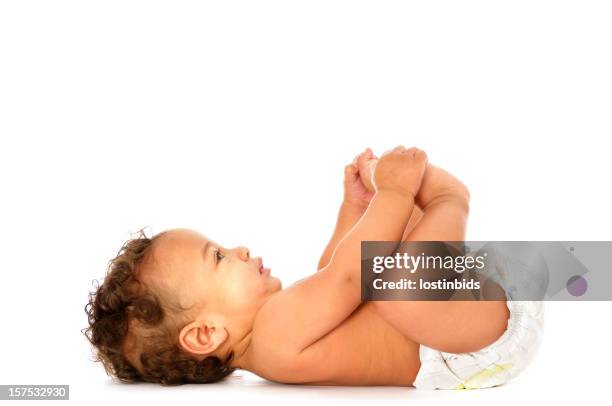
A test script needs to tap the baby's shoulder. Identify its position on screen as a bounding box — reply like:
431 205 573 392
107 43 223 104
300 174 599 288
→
245 305 304 382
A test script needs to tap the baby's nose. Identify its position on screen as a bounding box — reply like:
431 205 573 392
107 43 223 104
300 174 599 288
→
236 246 250 260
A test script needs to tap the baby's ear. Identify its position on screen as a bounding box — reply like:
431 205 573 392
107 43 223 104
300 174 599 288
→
178 321 228 356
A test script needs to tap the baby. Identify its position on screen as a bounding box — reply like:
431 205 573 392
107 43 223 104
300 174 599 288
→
85 146 543 389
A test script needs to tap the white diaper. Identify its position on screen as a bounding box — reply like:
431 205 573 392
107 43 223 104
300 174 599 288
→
413 300 544 390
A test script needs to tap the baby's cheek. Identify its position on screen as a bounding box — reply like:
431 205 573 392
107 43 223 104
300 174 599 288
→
226 279 260 306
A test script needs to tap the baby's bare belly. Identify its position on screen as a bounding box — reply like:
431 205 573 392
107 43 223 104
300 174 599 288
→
297 301 421 386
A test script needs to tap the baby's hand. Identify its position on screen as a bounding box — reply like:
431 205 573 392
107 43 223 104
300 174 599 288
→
373 146 428 197
343 149 375 209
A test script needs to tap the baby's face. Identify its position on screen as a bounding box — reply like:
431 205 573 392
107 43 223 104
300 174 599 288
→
143 228 282 322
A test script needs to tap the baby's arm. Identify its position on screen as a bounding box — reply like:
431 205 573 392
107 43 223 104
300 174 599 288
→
317 150 376 270
317 200 365 270
253 147 427 370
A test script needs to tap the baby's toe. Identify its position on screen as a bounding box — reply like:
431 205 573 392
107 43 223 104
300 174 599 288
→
357 150 372 171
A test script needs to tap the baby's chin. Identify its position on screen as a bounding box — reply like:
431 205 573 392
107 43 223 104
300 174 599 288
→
265 274 283 293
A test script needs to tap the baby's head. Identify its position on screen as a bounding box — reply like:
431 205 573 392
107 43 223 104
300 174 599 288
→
84 227 282 385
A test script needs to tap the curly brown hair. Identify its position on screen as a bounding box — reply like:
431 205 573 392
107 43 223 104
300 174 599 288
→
83 227 236 385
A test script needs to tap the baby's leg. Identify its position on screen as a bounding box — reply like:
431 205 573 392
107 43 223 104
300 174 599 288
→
373 164 509 354
406 163 470 241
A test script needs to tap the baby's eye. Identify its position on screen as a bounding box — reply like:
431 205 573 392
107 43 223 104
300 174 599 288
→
215 249 225 263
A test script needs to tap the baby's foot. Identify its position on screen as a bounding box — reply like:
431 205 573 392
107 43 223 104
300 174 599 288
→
355 148 378 193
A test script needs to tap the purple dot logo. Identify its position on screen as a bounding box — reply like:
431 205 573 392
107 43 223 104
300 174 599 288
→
566 275 588 297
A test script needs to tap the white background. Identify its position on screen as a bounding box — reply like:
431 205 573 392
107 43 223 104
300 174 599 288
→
1 1 611 405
